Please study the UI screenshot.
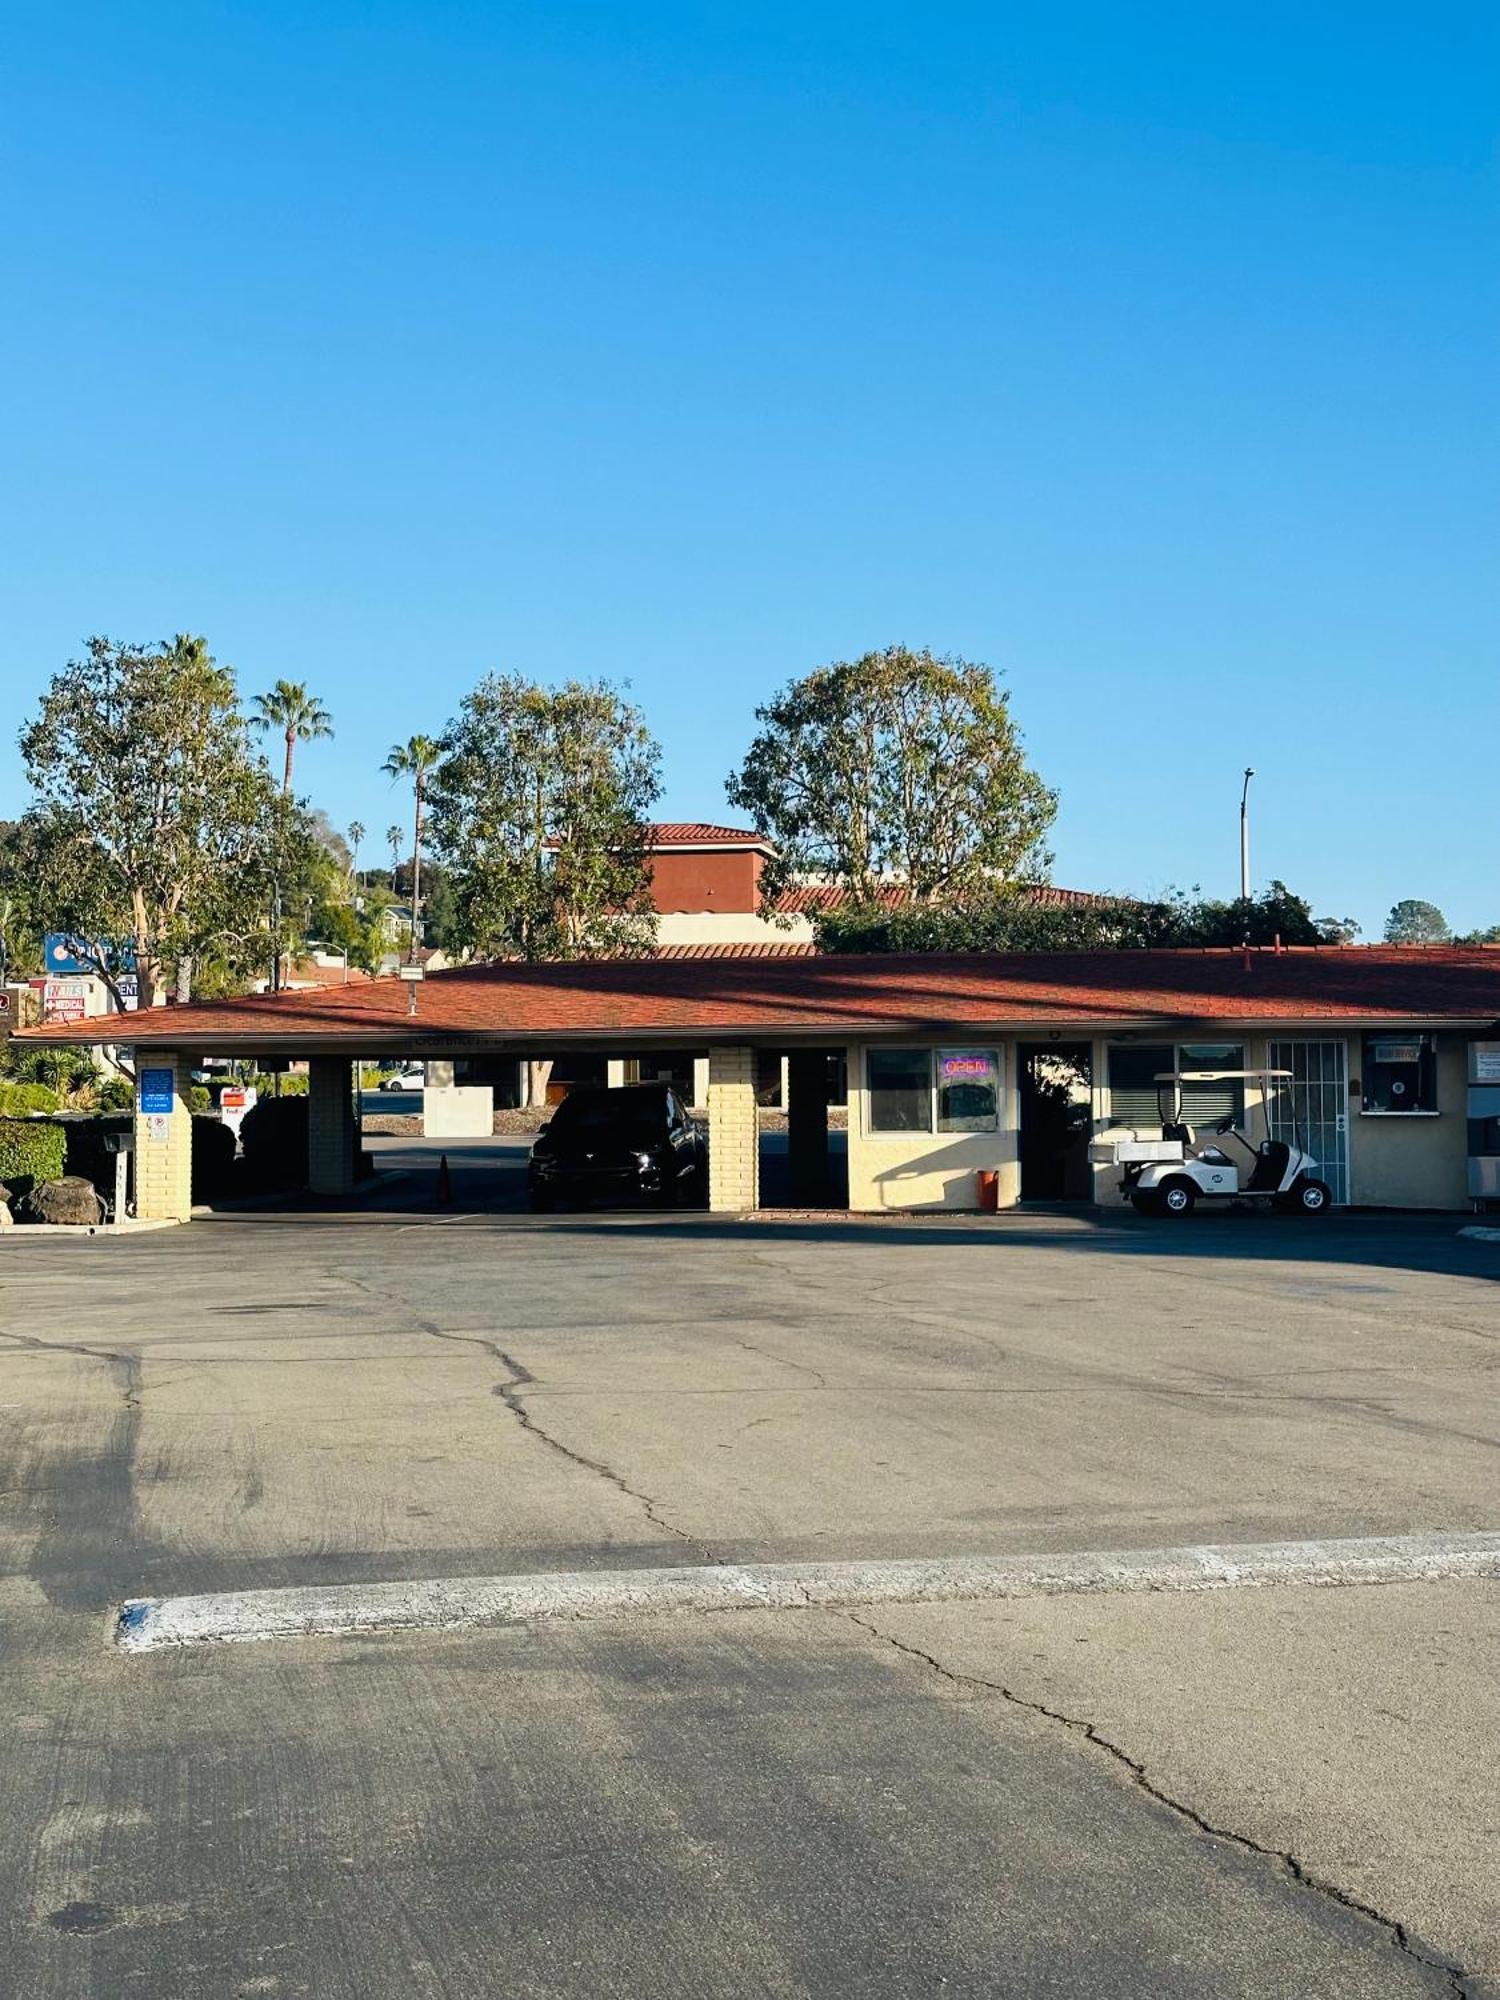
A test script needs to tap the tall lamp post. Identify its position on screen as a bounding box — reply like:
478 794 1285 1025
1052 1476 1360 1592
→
1239 767 1255 901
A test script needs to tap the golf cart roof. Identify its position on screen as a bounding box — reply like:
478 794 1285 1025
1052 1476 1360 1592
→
1152 1069 1294 1083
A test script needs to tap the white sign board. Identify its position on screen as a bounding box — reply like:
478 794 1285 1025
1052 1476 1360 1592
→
1473 1044 1500 1083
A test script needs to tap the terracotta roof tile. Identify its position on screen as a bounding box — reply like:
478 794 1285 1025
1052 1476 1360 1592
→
24 947 1500 1052
769 883 1126 914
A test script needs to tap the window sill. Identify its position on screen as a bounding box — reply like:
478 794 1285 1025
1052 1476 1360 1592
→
1358 1110 1440 1119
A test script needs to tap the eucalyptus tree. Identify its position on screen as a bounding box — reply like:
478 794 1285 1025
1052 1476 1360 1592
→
727 645 1056 911
18 635 285 1007
427 675 660 959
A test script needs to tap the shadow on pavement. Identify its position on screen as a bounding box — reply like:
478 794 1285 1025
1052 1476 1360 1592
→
206 1135 1500 1286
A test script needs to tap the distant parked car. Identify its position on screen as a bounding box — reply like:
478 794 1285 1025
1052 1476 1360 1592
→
379 1065 427 1092
528 1083 707 1210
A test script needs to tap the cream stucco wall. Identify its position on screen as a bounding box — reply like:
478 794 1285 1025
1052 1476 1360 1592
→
846 1040 1020 1212
846 1026 1473 1214
1346 1032 1468 1209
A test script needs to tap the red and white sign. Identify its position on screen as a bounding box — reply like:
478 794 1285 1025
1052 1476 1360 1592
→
43 978 90 1024
219 1084 257 1139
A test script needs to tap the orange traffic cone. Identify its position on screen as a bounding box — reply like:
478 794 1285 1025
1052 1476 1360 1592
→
436 1153 452 1205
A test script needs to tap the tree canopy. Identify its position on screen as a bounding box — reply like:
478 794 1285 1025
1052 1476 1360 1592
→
727 646 1057 910
428 673 661 959
818 880 1359 955
1383 898 1451 944
18 636 288 1006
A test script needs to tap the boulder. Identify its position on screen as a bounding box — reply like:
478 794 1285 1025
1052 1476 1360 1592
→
28 1176 105 1226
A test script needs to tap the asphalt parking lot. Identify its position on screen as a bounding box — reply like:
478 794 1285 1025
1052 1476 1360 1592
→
2 1169 1497 1997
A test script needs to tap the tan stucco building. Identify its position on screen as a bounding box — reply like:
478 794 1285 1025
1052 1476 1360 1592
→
24 945 1500 1222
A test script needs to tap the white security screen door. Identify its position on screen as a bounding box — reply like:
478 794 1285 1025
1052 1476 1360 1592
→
1267 1040 1349 1203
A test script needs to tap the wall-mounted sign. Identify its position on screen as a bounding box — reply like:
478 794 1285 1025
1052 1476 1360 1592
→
1370 1040 1422 1066
1473 1044 1500 1083
138 1068 176 1115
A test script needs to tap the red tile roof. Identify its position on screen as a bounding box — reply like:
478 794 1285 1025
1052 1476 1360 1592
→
769 882 1122 914
646 821 768 846
654 941 817 959
24 947 1500 1052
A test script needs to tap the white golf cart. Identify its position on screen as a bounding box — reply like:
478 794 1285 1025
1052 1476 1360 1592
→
1089 1069 1333 1218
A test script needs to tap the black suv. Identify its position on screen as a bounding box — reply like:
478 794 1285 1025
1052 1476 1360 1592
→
527 1083 708 1210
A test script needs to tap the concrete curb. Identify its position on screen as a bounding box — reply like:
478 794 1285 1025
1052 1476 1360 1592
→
0 1217 181 1241
115 1529 1500 1653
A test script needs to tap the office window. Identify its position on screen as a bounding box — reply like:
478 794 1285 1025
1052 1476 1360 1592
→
1107 1045 1173 1129
1362 1033 1437 1113
936 1049 1001 1132
1108 1043 1244 1131
867 1048 932 1132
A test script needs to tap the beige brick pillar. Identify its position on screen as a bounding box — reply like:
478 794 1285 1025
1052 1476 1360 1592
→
692 1055 710 1110
308 1057 358 1196
606 1058 628 1088
708 1045 759 1212
133 1051 193 1222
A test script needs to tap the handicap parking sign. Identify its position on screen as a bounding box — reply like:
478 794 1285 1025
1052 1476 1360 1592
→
138 1068 175 1114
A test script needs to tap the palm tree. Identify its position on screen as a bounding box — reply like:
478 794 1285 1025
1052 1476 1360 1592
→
347 820 366 898
383 736 441 951
386 823 404 890
252 680 334 793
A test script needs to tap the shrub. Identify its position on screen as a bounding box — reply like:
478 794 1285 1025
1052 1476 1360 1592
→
0 1081 61 1116
97 1077 135 1111
252 1071 309 1097
240 1095 309 1187
0 1119 67 1204
191 1115 238 1200
188 1084 211 1114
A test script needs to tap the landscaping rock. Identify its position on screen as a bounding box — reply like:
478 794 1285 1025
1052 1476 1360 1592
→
28 1176 105 1226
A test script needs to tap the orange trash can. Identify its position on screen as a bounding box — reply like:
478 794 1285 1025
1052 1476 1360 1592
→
976 1169 1000 1213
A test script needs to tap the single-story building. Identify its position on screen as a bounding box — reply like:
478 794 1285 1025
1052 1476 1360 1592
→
21 946 1500 1221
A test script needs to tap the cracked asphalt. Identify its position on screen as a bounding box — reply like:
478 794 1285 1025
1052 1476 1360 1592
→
1 1146 1498 1996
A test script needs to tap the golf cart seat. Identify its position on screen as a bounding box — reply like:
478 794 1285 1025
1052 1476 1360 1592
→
1247 1139 1291 1192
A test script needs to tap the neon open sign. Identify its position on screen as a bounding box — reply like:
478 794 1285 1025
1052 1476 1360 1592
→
941 1056 994 1078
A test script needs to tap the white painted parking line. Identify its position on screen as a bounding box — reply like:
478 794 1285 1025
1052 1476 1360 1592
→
114 1531 1500 1652
1457 1225 1500 1242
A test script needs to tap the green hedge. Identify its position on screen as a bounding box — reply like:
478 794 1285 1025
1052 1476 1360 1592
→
97 1078 135 1111
240 1095 309 1187
251 1072 309 1097
0 1119 67 1203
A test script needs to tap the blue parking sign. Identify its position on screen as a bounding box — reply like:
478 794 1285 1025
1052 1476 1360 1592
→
138 1069 175 1114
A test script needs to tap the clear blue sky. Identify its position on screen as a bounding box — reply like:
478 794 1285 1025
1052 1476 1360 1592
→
2 2 1495 935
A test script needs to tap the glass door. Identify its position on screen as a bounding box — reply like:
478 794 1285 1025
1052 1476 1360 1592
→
1267 1040 1349 1203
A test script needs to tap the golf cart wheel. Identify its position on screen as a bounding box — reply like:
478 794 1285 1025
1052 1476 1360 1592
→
1159 1177 1197 1217
1288 1177 1331 1216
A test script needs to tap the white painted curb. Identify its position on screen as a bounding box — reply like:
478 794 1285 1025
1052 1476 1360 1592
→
115 1530 1500 1653
1458 1225 1500 1243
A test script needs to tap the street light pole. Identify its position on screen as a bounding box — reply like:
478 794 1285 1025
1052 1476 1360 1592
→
1239 767 1255 901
